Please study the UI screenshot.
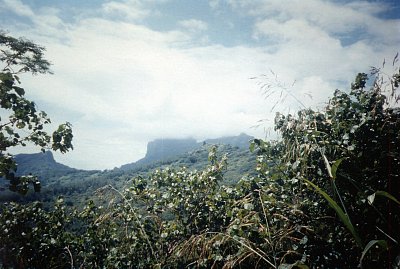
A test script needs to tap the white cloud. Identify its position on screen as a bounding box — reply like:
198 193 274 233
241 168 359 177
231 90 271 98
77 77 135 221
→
2 0 35 18
101 0 150 21
0 0 67 42
209 0 220 9
179 19 208 32
224 0 400 45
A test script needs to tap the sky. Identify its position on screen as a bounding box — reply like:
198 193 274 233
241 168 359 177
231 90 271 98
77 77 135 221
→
1 0 399 170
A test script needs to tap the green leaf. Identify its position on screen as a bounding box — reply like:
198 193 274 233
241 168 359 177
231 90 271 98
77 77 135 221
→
368 191 400 206
303 178 363 248
13 74 21 84
13 86 25 96
249 141 255 152
331 158 345 180
16 122 25 129
359 240 388 268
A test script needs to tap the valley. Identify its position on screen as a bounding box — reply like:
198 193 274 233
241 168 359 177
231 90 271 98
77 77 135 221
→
1 134 256 207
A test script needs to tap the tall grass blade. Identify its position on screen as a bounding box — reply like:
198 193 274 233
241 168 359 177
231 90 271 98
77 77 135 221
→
358 239 388 268
331 158 345 180
375 191 400 206
322 154 333 179
303 178 363 248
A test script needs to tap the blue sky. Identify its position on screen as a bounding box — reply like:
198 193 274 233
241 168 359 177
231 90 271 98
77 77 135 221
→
1 0 399 170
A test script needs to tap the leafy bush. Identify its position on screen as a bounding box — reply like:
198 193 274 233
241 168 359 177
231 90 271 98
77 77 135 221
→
251 65 400 268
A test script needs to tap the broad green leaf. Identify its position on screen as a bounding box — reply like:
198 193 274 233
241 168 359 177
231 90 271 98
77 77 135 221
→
303 178 362 248
359 240 387 268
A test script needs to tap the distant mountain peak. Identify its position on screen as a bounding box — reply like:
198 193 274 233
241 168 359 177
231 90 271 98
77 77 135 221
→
145 138 197 161
14 151 76 179
15 151 56 166
203 133 253 149
120 133 254 171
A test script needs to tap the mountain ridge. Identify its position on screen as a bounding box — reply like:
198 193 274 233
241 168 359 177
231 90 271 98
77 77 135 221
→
14 151 76 176
120 133 253 170
1 133 256 203
11 133 254 174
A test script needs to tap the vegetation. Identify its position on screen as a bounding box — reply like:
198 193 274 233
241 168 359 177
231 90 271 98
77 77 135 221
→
0 143 255 207
0 31 73 194
1 33 399 268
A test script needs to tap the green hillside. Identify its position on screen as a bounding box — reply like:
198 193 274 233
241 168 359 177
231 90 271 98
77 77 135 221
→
1 136 256 207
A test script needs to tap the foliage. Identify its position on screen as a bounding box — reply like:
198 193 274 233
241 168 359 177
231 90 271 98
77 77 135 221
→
0 31 73 194
251 64 400 267
0 143 255 208
0 148 314 268
0 147 277 268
